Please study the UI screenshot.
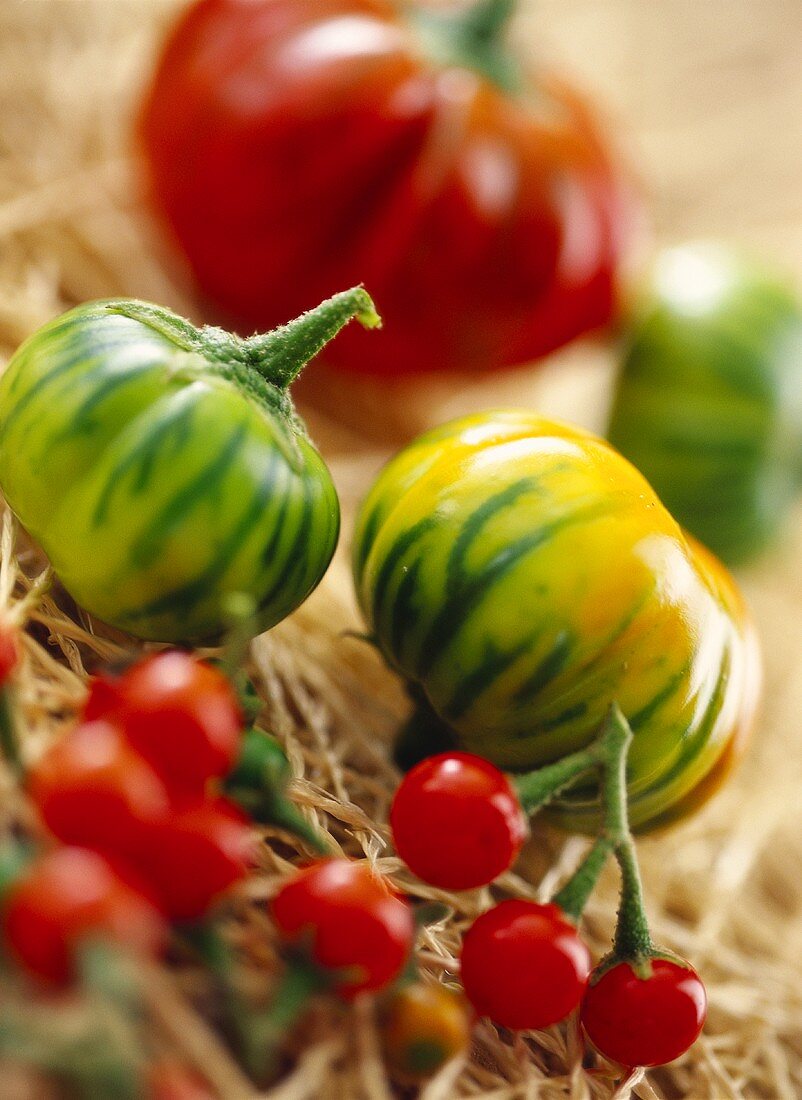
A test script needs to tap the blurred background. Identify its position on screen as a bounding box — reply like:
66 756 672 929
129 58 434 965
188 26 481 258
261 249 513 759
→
1 2 802 1096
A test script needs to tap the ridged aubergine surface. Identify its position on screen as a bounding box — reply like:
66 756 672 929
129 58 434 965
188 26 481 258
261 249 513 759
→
608 244 802 564
0 302 339 641
353 410 760 832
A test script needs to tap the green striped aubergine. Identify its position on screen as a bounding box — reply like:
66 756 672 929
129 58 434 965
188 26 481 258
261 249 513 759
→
353 410 761 833
608 242 802 564
0 289 380 641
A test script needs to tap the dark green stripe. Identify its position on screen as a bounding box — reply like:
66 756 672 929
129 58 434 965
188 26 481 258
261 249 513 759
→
512 630 573 706
92 395 199 527
118 446 283 622
445 638 531 721
259 465 293 567
415 500 609 676
389 557 422 659
129 423 248 567
370 516 436 624
52 363 163 440
628 665 689 731
257 481 315 612
445 477 538 598
629 644 732 816
353 498 383 579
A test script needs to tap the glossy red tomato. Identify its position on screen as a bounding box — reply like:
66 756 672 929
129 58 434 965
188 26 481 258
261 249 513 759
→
580 958 707 1067
2 847 165 985
92 652 243 795
0 627 19 684
29 719 170 864
140 0 637 377
461 900 590 1030
131 796 255 922
271 859 414 998
390 751 526 890
147 1062 215 1100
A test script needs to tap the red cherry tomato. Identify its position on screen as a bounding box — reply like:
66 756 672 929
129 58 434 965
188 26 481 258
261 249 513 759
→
101 652 243 795
391 751 526 890
0 627 19 684
132 797 255 922
147 1061 215 1100
460 900 591 1030
140 0 637 378
580 958 707 1067
271 859 414 999
82 671 126 721
2 847 165 985
29 720 170 864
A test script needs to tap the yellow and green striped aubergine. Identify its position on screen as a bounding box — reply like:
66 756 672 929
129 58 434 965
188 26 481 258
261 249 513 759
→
608 242 802 565
353 410 761 833
0 288 380 641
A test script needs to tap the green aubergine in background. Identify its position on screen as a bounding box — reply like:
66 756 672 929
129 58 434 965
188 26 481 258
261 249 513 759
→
608 243 802 565
353 410 761 833
0 289 379 641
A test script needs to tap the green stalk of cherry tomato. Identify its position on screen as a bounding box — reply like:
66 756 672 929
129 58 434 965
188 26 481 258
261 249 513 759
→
391 706 708 1066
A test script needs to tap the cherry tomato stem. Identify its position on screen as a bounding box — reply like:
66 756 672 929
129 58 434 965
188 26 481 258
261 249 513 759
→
512 745 599 816
549 707 652 956
223 728 329 854
247 957 329 1082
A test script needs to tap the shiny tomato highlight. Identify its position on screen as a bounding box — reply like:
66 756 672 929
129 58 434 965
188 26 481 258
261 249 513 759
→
140 0 637 377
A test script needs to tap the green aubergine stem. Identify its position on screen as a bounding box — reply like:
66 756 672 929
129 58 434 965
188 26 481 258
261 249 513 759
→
512 706 654 964
411 0 522 96
242 287 381 389
108 288 380 430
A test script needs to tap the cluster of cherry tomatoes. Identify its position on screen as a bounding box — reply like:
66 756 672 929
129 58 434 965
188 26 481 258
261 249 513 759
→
0 641 471 1083
4 650 254 983
0 637 705 1079
391 751 707 1068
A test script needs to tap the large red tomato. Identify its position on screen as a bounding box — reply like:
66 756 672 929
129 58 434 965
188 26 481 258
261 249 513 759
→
140 0 637 376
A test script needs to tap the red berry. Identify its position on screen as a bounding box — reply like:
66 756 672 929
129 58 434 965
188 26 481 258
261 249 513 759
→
147 1061 214 1100
0 627 19 684
391 752 526 890
29 720 170 864
133 797 255 922
271 859 414 999
82 672 126 721
2 847 165 985
461 900 591 1030
580 958 707 1067
105 651 243 794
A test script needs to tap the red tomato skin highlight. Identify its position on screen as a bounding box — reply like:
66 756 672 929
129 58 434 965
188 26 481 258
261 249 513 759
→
390 751 526 890
0 628 19 684
140 0 638 377
105 651 243 795
2 847 165 985
460 899 591 1030
271 859 414 999
580 958 707 1067
29 719 171 865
